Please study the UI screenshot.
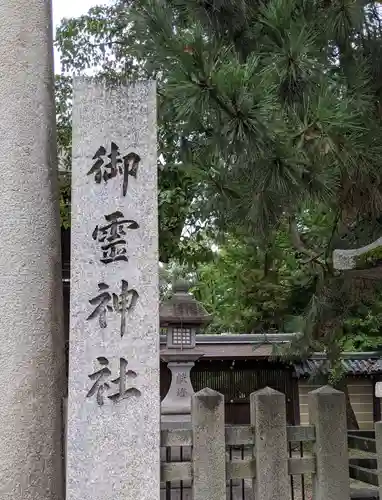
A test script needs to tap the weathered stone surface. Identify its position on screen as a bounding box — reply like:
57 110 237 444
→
161 362 195 421
375 421 382 500
308 386 349 500
375 381 382 398
250 387 289 500
159 483 255 500
192 388 226 500
0 1 65 499
66 79 159 500
333 237 382 270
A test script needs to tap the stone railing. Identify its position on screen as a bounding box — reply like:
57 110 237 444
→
160 386 350 500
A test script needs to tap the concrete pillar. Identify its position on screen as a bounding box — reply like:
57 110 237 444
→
250 387 289 500
192 388 226 500
0 1 65 499
308 386 349 500
376 421 382 500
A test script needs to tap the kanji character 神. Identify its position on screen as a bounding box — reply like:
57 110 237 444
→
86 280 139 336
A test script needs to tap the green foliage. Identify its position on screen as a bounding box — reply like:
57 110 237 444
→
192 233 313 334
355 245 382 269
125 0 382 236
55 5 215 262
59 175 71 230
55 75 73 228
341 291 382 351
54 0 382 364
56 75 72 171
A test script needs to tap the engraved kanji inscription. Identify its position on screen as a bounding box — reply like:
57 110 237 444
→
92 211 139 264
87 357 141 406
176 387 188 398
86 356 111 406
108 357 141 402
86 280 139 337
176 372 187 385
87 142 140 196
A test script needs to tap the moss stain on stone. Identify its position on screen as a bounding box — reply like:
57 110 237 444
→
355 245 382 269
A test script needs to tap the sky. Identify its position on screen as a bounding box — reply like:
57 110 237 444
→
52 0 99 29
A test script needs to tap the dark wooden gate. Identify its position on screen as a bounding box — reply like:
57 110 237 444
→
160 359 298 425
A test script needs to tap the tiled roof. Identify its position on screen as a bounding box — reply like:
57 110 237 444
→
294 358 382 377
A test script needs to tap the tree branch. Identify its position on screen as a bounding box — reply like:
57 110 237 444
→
289 216 326 267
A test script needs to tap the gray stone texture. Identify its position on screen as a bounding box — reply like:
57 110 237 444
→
375 421 382 500
161 361 196 421
250 387 289 500
192 388 226 500
67 79 160 500
333 236 382 270
0 1 65 499
376 381 382 398
159 482 254 500
308 386 349 500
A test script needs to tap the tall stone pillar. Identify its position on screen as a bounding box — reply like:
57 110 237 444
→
0 2 65 499
67 79 159 500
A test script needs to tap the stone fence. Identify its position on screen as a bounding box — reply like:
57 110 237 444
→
161 385 350 500
64 384 379 499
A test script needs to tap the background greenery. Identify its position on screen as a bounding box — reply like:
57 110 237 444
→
55 0 382 370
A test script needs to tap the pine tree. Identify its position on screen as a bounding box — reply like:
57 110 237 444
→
129 0 382 329
130 0 379 223
56 1 382 425
127 0 382 427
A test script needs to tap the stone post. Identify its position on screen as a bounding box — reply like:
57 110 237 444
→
375 421 382 500
375 381 382 420
161 359 199 422
66 79 159 500
192 388 226 500
308 386 349 500
0 2 65 499
250 387 289 500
